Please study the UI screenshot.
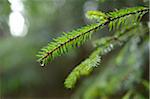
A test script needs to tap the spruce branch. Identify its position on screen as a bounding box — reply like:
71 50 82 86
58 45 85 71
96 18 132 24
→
86 10 108 21
93 23 139 50
37 6 149 66
64 22 148 89
64 48 101 88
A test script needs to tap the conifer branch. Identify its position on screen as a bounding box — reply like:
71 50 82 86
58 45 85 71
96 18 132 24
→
37 6 149 66
64 22 148 89
64 48 101 88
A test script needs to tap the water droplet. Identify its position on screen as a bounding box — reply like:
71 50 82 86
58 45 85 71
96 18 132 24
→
110 44 114 49
107 47 111 52
40 61 45 67
104 49 108 53
41 63 45 67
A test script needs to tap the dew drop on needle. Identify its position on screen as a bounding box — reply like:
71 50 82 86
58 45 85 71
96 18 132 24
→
40 61 45 67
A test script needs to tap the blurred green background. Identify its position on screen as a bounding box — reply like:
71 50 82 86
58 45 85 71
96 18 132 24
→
0 0 149 99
